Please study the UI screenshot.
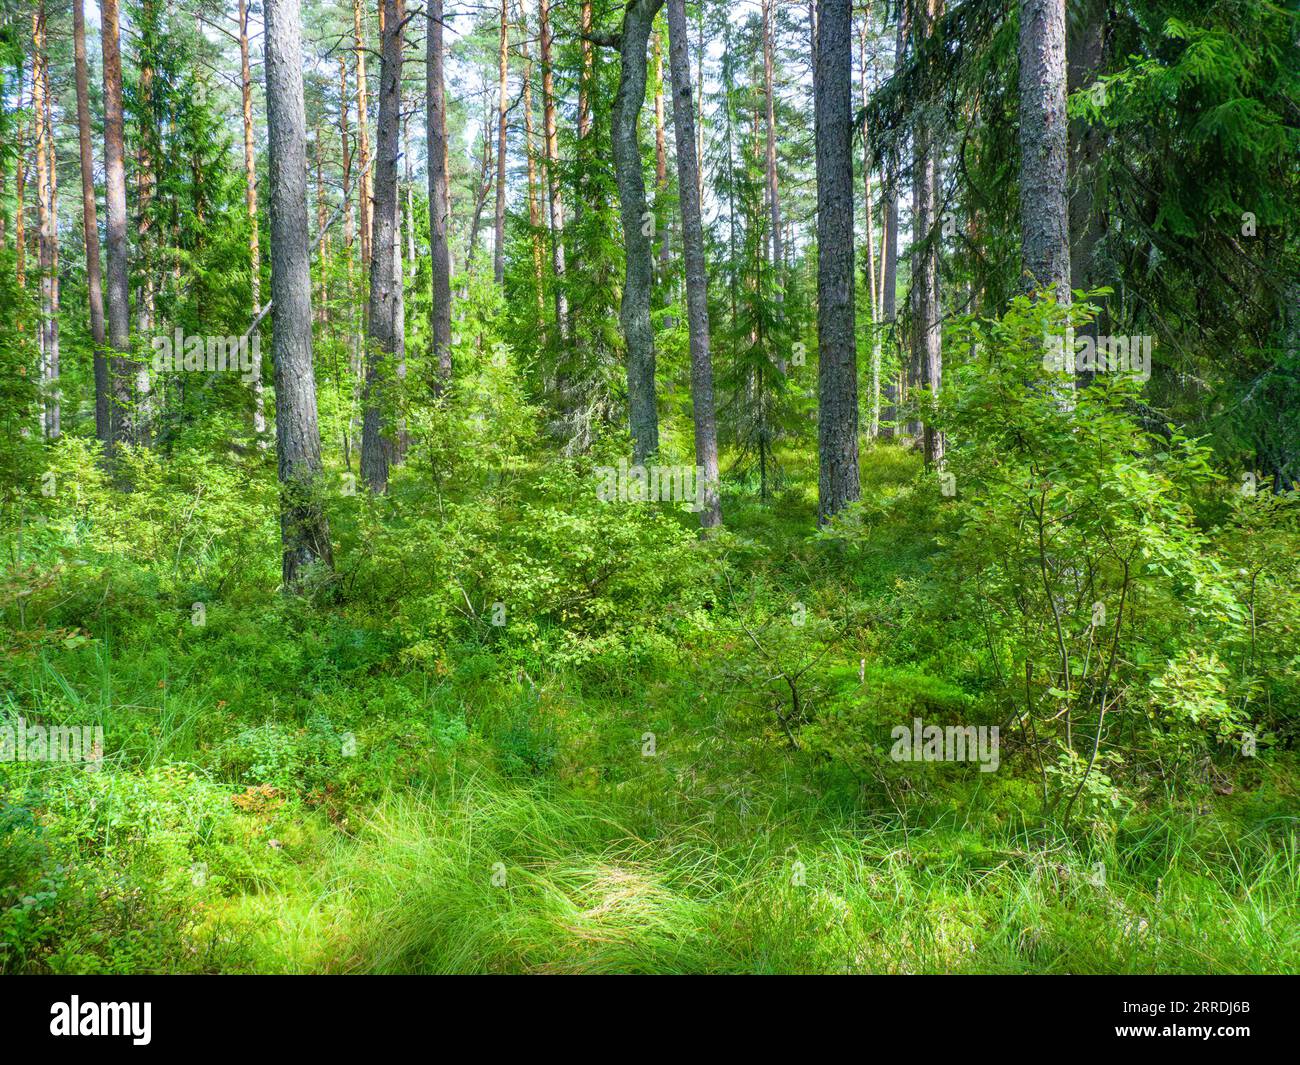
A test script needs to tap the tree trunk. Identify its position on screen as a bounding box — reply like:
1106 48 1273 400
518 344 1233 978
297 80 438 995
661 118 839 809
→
263 0 334 587
33 5 59 440
134 0 158 445
46 15 60 439
911 0 943 467
15 64 26 292
605 0 665 464
1018 0 1071 299
815 0 859 523
427 0 453 392
493 0 509 287
666 0 721 530
879 1 908 441
354 0 372 268
239 0 268 446
578 1 594 140
858 6 878 438
361 0 407 494
74 0 109 446
572 0 595 345
0 99 7 251
518 2 544 312
653 30 671 280
339 52 361 465
403 116 416 282
101 0 132 454
538 0 568 343
762 0 784 303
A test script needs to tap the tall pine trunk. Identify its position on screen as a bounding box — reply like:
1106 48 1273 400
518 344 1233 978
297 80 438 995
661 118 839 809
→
101 0 132 454
263 0 334 587
353 0 372 268
1018 0 1071 299
518 3 544 312
239 0 267 446
762 0 783 303
361 0 407 494
427 0 453 391
815 0 859 523
652 31 670 281
667 0 721 529
33 5 59 440
15 64 26 292
537 0 568 343
134 0 157 444
859 6 878 438
604 0 665 464
73 0 109 446
911 0 943 467
879 2 908 440
493 0 509 287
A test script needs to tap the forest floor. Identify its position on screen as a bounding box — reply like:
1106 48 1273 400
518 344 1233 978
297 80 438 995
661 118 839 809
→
2 442 1297 974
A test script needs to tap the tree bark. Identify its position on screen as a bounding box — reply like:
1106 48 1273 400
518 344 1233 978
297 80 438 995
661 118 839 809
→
361 0 407 494
911 0 943 467
15 64 26 292
427 0 453 392
101 0 132 454
879 2 907 440
518 1 544 312
666 0 721 530
239 0 268 446
538 0 568 342
604 0 665 464
578 1 594 140
0 98 7 251
134 0 158 445
45 13 60 440
1018 0 1071 299
762 0 784 303
493 0 509 287
354 0 373 267
33 5 60 440
74 0 109 446
263 0 334 587
653 30 670 279
858 5 878 437
815 0 859 523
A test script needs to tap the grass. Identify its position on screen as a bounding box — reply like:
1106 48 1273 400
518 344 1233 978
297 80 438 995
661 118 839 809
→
204 772 1295 975
3 442 1296 974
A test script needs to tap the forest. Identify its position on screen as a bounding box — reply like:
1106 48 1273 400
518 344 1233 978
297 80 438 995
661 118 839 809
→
0 0 1296 977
